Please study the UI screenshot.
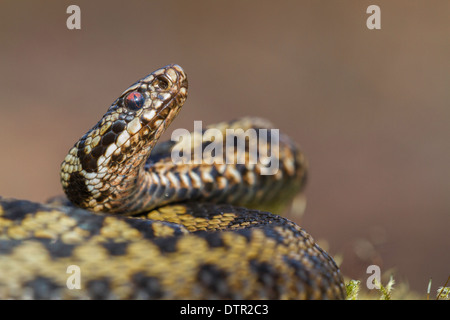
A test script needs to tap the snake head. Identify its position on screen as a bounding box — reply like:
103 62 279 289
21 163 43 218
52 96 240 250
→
118 64 188 128
73 64 188 172
115 63 188 147
61 64 188 212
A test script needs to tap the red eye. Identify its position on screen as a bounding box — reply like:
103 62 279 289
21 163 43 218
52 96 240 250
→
125 91 144 110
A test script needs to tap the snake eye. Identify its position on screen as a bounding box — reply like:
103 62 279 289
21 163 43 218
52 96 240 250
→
124 91 145 110
154 75 170 90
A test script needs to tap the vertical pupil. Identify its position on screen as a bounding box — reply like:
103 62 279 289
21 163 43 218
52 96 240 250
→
126 92 144 110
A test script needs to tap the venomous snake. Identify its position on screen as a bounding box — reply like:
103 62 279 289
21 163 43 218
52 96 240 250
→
0 64 345 299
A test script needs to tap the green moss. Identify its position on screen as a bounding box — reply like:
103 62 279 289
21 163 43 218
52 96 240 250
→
436 287 450 300
345 275 450 300
345 280 361 300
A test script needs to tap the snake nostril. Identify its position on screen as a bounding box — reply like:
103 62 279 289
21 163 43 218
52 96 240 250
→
154 75 170 90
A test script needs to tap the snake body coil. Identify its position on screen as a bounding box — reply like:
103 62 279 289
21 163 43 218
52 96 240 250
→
0 64 345 299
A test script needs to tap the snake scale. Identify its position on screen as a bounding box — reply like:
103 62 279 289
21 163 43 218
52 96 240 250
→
0 64 345 299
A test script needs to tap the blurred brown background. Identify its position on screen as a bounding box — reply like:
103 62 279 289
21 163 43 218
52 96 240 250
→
0 1 448 296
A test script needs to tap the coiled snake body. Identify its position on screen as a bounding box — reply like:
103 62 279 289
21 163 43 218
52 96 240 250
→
0 64 345 299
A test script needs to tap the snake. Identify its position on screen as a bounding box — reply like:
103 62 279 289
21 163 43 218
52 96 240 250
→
0 64 345 299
